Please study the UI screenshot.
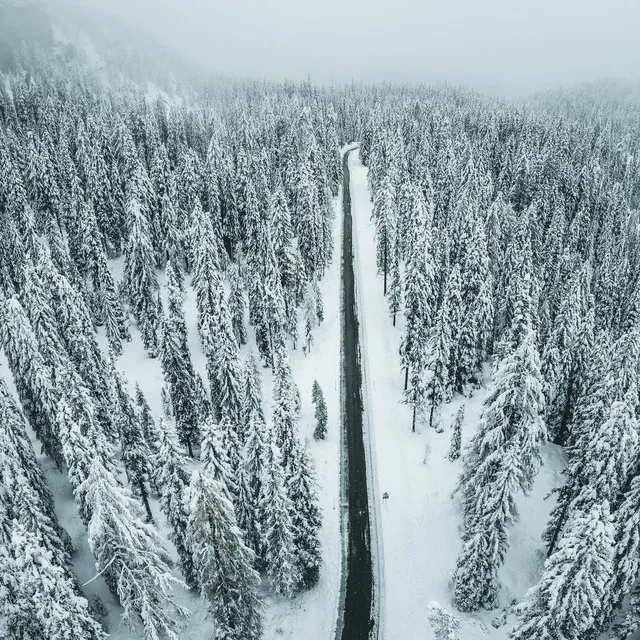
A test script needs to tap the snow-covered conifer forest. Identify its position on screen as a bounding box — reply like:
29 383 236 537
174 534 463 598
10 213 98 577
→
2 1 640 639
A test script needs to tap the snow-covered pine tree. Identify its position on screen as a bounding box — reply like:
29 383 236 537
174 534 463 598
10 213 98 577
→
449 405 464 461
0 295 64 465
81 457 189 638
155 418 197 589
454 327 545 611
388 238 402 325
134 383 159 452
304 281 317 353
121 195 160 355
287 440 322 589
541 267 592 445
511 499 614 640
259 442 300 596
228 262 248 346
243 353 266 429
297 164 322 277
185 470 262 640
111 367 154 522
0 374 71 569
272 348 301 470
372 174 396 295
160 258 200 456
98 255 130 356
0 523 108 640
240 408 269 558
312 381 328 440
544 378 637 557
401 216 435 392
425 293 452 429
200 413 237 503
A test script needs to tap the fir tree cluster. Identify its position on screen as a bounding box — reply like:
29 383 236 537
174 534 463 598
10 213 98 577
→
0 41 334 639
359 84 640 638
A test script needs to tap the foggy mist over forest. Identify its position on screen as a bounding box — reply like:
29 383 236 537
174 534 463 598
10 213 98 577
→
55 0 640 94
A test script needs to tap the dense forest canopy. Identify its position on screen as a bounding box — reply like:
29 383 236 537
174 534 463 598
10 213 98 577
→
2 3 640 639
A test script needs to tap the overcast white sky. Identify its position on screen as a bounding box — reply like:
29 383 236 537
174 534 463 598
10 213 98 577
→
66 0 640 94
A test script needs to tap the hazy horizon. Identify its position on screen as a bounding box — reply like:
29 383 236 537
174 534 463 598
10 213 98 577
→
55 0 640 95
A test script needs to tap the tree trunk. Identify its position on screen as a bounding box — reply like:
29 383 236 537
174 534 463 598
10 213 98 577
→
392 312 396 327
412 405 416 433
429 401 435 428
383 239 388 296
268 323 275 372
404 366 409 391
187 439 194 458
554 374 575 446
139 482 154 523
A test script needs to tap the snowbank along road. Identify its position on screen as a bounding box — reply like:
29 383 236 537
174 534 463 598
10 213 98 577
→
339 147 375 640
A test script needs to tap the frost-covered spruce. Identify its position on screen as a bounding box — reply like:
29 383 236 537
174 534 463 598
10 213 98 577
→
210 277 244 424
442 265 464 398
0 523 108 640
287 440 322 589
388 242 402 325
455 210 493 387
272 349 301 470
156 418 197 589
597 469 640 631
540 268 591 445
372 173 396 295
110 367 154 522
401 212 435 394
544 379 636 557
185 470 262 640
134 383 159 452
228 262 248 346
200 413 237 503
453 444 520 611
239 406 269 558
304 282 317 353
160 258 200 456
454 327 545 611
312 382 328 440
255 231 288 367
81 457 189 639
243 353 266 429
511 499 614 640
426 293 452 428
0 295 64 465
259 442 300 596
0 374 72 567
448 405 464 461
122 195 160 355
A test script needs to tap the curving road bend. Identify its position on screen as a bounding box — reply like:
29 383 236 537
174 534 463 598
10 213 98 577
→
339 147 375 640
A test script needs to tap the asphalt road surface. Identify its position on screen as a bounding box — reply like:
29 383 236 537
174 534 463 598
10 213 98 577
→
339 148 374 640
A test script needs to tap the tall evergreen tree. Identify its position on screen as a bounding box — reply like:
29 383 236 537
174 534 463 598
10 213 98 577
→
185 470 262 640
0 523 108 640
160 259 200 456
454 327 546 611
155 418 197 589
259 442 300 596
122 196 160 355
511 500 614 640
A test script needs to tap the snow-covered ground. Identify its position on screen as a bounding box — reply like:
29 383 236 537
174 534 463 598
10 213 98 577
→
349 150 566 639
0 196 343 639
